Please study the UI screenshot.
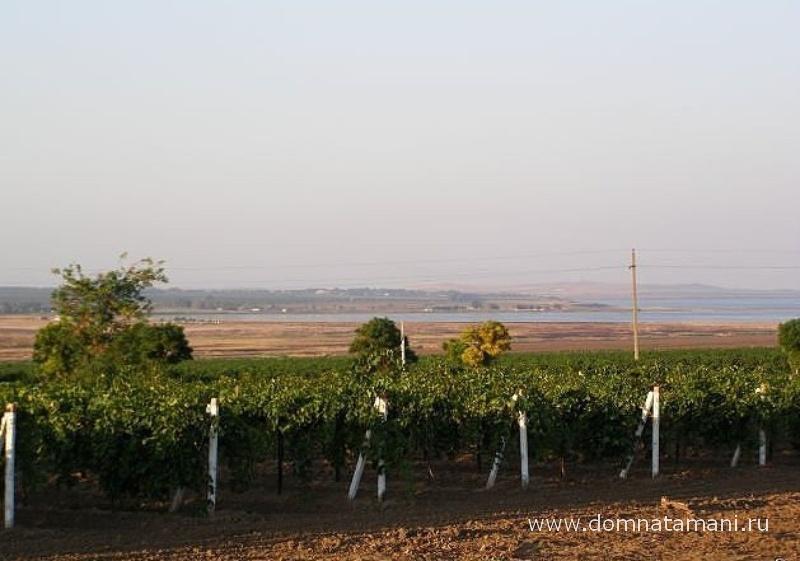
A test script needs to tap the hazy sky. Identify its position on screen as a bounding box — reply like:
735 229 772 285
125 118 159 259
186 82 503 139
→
2 1 798 289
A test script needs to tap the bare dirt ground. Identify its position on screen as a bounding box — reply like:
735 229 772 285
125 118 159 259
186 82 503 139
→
0 316 779 360
1 455 798 560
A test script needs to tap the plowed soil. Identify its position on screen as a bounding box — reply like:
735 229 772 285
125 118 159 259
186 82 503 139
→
1 455 798 560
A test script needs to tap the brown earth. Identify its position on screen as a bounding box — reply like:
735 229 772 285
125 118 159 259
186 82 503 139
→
0 316 779 361
1 455 798 560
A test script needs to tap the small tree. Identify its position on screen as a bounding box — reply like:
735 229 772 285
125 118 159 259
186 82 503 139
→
443 320 512 368
778 319 800 374
33 256 192 377
350 317 416 365
110 322 193 365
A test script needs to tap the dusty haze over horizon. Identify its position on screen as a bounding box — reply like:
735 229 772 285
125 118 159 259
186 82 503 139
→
2 2 798 290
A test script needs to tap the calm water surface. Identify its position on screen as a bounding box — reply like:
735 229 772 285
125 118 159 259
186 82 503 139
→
156 296 800 324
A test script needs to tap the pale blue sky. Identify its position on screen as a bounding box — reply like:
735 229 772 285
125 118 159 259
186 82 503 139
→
1 1 798 289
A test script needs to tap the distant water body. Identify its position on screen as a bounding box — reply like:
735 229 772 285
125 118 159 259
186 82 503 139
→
157 296 800 324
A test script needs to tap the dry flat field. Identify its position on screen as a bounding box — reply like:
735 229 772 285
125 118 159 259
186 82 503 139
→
0 315 779 360
1 457 798 560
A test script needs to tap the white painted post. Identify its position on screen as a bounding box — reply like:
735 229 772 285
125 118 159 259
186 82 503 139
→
485 436 507 489
730 444 741 468
510 391 529 489
400 322 406 367
347 430 370 501
377 463 386 500
651 386 660 478
3 405 15 529
619 390 654 479
348 395 390 501
375 396 389 501
758 429 767 467
206 398 219 514
518 411 529 488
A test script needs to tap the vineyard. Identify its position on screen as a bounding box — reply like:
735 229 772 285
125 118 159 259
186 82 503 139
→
0 347 797 509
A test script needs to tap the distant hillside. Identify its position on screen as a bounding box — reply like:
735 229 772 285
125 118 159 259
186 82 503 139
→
3 283 796 316
495 282 800 300
0 287 54 314
0 286 577 315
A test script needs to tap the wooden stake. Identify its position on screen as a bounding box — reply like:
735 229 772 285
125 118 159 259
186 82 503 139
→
630 248 640 361
4 404 15 529
206 398 219 514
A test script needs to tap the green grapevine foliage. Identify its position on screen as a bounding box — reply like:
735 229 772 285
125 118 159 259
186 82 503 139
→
0 348 797 504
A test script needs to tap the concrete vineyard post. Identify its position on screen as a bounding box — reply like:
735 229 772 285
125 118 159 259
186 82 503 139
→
619 390 654 479
169 487 185 513
347 395 389 501
518 411 529 489
510 391 529 489
376 396 389 501
3 404 16 529
206 398 219 514
730 444 741 468
347 430 370 500
758 429 767 466
652 386 660 478
485 436 507 490
486 392 524 490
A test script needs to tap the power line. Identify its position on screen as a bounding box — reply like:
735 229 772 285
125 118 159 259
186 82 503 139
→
639 248 800 255
130 249 629 272
185 266 624 286
642 265 800 271
4 249 798 282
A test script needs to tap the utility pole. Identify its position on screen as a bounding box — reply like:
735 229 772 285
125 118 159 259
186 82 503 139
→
630 248 640 361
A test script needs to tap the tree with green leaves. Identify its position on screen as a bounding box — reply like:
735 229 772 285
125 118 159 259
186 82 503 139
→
109 322 193 365
349 317 416 367
33 256 192 377
443 320 512 367
778 318 800 374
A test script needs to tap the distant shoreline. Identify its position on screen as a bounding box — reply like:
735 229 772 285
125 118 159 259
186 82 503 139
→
0 315 778 361
3 285 798 323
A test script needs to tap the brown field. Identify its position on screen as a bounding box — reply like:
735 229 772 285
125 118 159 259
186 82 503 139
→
0 315 779 361
2 455 798 560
